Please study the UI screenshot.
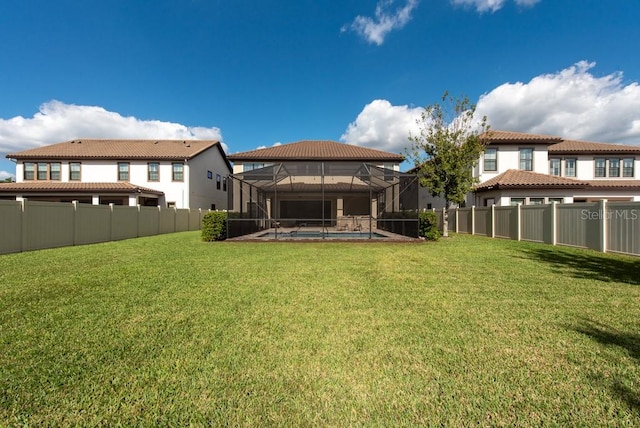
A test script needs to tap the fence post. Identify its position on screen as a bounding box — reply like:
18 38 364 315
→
600 199 608 253
516 203 522 241
72 200 78 246
490 204 495 238
137 205 141 237
455 208 459 233
20 199 27 253
109 203 115 241
471 206 476 235
550 201 557 246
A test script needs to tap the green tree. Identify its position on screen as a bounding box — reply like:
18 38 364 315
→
406 92 489 236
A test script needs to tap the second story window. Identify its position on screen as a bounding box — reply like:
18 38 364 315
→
594 158 606 177
172 163 184 181
148 162 159 181
37 163 48 180
69 162 81 181
484 148 497 171
118 162 129 181
50 163 61 180
623 158 635 177
519 148 533 171
24 162 35 180
609 158 620 177
565 159 576 177
216 174 221 190
549 159 561 176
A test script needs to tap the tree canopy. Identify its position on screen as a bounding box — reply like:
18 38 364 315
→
406 92 489 207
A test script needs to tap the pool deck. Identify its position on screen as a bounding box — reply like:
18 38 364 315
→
229 226 419 242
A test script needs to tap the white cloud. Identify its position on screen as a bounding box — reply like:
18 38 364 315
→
451 0 540 13
343 0 419 46
340 99 423 153
476 61 640 144
0 100 226 155
0 170 13 181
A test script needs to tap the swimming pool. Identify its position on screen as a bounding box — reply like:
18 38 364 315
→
257 231 388 239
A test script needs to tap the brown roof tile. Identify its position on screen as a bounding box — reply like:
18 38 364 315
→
481 130 563 144
7 139 222 160
227 140 404 162
549 139 640 154
586 180 640 189
476 169 587 191
0 181 163 194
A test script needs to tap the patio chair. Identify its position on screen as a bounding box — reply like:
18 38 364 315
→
336 217 349 231
352 217 362 231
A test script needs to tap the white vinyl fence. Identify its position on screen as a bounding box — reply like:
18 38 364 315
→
0 200 207 255
447 200 640 256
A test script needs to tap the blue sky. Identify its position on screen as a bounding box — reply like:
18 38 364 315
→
2 0 640 179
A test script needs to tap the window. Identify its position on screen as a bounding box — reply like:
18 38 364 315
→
37 163 48 180
207 170 213 179
50 163 61 180
216 174 221 190
565 158 576 177
510 197 525 206
24 162 34 180
69 162 81 181
484 148 497 171
148 162 159 181
172 163 184 181
118 162 129 181
529 198 544 205
594 158 606 177
623 158 634 177
549 198 564 204
609 158 620 177
519 148 533 171
383 163 395 181
223 177 227 192
549 159 561 176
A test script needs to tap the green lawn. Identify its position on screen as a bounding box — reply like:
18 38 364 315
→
1 232 639 426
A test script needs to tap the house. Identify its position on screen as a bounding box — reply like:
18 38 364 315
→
0 139 232 209
419 130 640 208
226 140 418 237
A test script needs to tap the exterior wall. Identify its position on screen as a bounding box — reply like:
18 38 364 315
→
187 147 231 210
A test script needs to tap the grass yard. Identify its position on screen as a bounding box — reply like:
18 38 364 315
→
1 232 639 426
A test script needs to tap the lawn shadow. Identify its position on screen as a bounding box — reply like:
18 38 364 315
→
518 247 640 285
574 319 640 412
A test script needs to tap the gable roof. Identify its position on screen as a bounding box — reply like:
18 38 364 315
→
7 139 228 163
476 169 587 191
548 139 640 155
0 181 163 195
227 140 404 162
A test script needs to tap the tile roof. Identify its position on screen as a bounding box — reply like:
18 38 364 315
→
227 140 404 162
548 139 640 154
476 169 640 191
475 169 587 191
481 130 563 144
586 180 640 189
0 181 163 194
7 139 222 161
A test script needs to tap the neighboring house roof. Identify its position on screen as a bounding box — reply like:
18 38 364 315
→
0 181 163 195
476 169 640 192
548 139 640 155
481 130 563 145
6 139 232 170
476 170 587 191
227 140 404 162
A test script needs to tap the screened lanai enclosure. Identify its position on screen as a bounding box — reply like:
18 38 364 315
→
226 161 419 239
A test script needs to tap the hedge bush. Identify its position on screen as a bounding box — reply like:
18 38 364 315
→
419 211 441 241
201 211 227 241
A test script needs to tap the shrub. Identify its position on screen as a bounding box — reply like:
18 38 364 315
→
419 211 441 241
202 211 227 241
